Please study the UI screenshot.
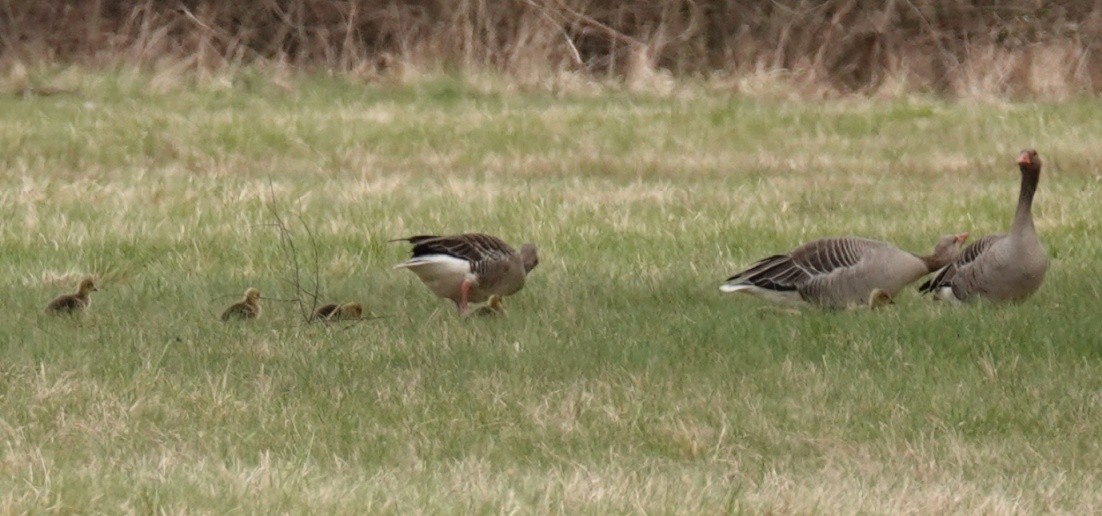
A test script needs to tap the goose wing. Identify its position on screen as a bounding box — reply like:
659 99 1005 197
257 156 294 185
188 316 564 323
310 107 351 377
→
723 237 881 292
918 234 1004 294
787 237 882 276
394 233 515 263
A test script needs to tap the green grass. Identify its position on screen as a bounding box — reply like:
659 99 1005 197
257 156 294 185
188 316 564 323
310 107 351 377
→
2 72 1101 512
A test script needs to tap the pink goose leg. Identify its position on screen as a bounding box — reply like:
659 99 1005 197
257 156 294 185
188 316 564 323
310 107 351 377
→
457 279 471 316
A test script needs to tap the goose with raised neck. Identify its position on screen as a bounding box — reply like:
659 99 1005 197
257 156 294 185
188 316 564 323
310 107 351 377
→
919 149 1048 302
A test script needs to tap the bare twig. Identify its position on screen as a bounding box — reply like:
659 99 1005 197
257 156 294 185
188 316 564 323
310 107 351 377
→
546 0 645 49
296 211 323 315
265 178 323 323
513 0 584 67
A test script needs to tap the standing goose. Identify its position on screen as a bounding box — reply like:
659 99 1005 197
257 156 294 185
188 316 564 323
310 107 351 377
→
721 233 967 309
393 233 539 316
221 287 262 321
46 276 98 315
919 149 1048 302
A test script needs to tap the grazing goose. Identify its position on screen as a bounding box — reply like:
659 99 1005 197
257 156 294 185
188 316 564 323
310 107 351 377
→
45 277 98 315
721 233 967 309
919 149 1048 302
393 233 539 316
221 287 262 321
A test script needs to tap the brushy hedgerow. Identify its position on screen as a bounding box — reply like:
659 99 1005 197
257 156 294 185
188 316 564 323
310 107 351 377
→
3 1 1102 98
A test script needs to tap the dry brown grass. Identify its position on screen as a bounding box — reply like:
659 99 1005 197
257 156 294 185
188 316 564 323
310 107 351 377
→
3 1 1102 98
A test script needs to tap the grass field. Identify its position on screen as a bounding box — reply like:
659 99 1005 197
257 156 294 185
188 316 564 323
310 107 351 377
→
2 70 1101 513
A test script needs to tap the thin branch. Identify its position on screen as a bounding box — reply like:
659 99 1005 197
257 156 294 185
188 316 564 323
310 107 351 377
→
296 211 323 317
546 0 645 49
264 178 332 325
513 0 584 67
266 178 309 322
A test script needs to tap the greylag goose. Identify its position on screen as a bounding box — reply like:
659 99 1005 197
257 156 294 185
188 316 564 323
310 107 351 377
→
393 233 539 316
721 233 967 309
919 149 1048 302
45 277 98 314
221 287 262 321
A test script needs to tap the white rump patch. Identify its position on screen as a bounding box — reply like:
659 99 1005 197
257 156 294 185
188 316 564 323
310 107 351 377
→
395 254 471 276
935 286 963 304
395 254 475 298
720 283 805 306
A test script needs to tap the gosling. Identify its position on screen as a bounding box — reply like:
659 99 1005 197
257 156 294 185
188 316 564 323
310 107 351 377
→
221 288 261 321
472 294 506 317
311 301 363 322
45 277 98 315
310 303 340 321
867 288 894 310
333 302 363 320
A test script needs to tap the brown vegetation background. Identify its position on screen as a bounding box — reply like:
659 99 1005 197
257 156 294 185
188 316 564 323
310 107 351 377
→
3 0 1102 96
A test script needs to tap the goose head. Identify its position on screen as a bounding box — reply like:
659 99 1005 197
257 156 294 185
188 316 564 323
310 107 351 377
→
927 232 968 269
520 243 539 273
1017 149 1041 174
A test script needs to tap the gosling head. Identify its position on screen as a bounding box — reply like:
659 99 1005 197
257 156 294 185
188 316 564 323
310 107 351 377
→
78 277 99 295
244 288 261 304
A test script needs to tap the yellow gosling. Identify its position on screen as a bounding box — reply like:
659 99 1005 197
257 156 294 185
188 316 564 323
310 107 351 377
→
333 302 363 320
311 303 340 322
221 288 261 321
312 302 364 322
867 288 894 310
472 295 506 317
45 276 98 315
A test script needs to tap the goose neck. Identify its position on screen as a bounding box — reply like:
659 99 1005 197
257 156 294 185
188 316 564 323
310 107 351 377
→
1012 168 1040 234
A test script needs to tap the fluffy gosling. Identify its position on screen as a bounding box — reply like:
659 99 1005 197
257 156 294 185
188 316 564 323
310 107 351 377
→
867 288 894 310
333 302 363 320
221 288 261 321
45 277 98 315
311 301 363 322
310 303 340 322
472 295 506 317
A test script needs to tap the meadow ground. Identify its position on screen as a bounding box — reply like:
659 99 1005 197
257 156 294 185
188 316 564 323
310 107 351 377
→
1 70 1101 513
